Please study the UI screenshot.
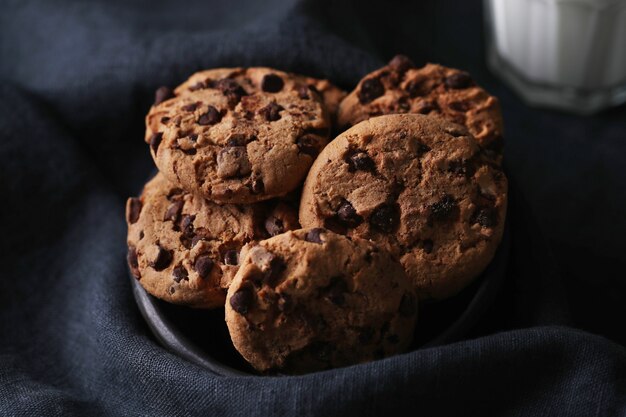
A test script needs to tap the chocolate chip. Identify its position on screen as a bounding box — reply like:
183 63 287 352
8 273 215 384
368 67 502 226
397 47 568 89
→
445 72 474 89
160 117 170 123
180 147 197 155
399 292 417 316
217 146 252 179
169 287 176 294
164 200 184 222
369 203 400 233
180 215 195 236
149 132 163 153
448 160 475 177
188 82 203 91
337 199 362 227
127 198 142 224
346 150 375 172
265 216 284 237
251 177 264 194
296 134 321 157
224 250 239 265
139 231 144 240
358 77 384 104
297 85 310 99
214 78 248 105
473 207 498 228
264 256 286 287
449 101 471 112
415 100 438 114
422 239 434 254
406 79 429 97
429 195 459 222
226 134 247 146
127 246 140 279
194 255 214 279
277 293 293 312
154 86 174 105
190 235 205 248
305 228 324 244
197 106 221 125
230 284 254 315
324 277 347 306
182 102 198 112
259 102 284 121
388 54 415 73
261 74 284 93
150 245 172 271
172 265 189 283
323 217 347 235
416 142 431 156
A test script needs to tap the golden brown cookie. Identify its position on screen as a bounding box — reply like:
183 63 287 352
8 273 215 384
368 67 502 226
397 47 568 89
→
145 67 332 204
338 56 504 161
225 228 417 374
299 114 508 300
126 173 299 308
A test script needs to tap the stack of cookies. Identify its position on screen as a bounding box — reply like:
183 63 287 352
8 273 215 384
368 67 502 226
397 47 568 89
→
126 56 508 374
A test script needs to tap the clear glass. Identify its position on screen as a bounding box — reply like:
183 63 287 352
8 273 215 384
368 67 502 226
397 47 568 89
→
484 0 626 114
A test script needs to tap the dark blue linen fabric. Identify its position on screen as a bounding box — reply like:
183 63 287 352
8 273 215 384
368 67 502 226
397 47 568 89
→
1 0 626 415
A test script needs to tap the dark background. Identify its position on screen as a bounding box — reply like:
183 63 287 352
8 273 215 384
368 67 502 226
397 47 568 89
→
1 0 625 415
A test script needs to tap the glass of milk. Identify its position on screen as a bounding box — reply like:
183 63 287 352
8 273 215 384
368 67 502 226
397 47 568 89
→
484 0 626 114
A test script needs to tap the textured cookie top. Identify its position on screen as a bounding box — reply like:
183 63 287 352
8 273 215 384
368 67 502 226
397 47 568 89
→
176 69 346 127
299 114 508 300
126 173 299 308
145 67 332 204
338 56 504 159
225 228 417 374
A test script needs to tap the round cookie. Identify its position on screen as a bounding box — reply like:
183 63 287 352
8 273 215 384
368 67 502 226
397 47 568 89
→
299 114 508 300
145 67 332 204
126 173 299 308
225 228 417 374
338 56 504 161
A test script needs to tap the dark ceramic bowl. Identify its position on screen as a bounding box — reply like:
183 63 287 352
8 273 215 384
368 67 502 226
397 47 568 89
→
131 222 510 376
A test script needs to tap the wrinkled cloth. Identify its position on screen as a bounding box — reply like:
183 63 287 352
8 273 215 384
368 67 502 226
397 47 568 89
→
1 0 626 415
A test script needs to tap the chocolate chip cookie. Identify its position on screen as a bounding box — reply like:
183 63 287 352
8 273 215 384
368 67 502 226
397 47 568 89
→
299 114 508 300
338 56 504 161
225 228 417 374
145 67 332 204
126 173 299 308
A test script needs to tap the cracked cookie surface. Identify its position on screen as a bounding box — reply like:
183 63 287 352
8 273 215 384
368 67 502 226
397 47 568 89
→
338 56 504 162
146 67 332 204
225 228 417 374
299 114 508 300
126 173 299 308
176 69 346 130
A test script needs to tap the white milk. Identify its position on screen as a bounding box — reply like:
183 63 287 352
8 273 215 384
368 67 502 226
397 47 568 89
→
484 0 626 112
